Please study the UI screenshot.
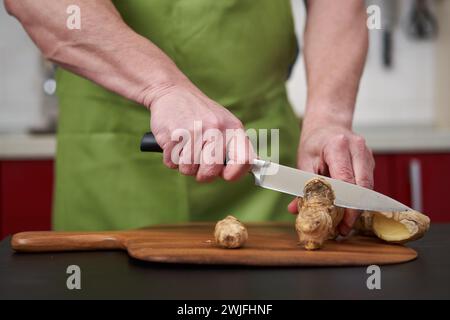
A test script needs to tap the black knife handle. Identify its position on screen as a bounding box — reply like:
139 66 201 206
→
140 132 228 165
140 132 163 153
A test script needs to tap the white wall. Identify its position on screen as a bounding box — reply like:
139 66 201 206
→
287 0 437 128
435 0 450 129
0 2 43 133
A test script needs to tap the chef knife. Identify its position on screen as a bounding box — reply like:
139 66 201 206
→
140 132 411 212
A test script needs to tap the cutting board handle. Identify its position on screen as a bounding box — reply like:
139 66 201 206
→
11 231 125 252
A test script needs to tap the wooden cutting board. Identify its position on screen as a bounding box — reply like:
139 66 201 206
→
11 222 417 267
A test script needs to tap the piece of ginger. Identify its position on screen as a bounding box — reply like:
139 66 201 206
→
295 178 344 250
296 178 430 249
355 210 430 243
214 215 248 249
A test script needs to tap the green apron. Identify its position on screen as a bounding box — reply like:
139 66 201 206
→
54 0 301 231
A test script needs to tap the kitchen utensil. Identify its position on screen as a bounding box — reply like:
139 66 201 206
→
407 0 438 39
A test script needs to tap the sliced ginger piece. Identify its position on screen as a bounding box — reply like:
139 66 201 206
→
355 210 430 243
372 213 411 242
297 178 431 249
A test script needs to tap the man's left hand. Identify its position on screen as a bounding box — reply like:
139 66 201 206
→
287 123 375 236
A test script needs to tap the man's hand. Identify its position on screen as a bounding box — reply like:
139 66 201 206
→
287 121 375 236
150 81 254 183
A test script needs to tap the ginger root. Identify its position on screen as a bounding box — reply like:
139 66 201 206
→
295 178 344 250
354 210 430 243
295 178 430 249
214 215 248 249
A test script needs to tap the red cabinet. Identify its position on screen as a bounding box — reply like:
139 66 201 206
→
0 160 53 239
415 154 450 222
373 153 450 222
392 154 450 222
373 154 396 197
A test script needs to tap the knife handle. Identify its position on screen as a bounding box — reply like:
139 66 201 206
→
140 132 230 165
140 132 163 153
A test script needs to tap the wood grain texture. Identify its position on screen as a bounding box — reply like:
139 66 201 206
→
11 222 418 266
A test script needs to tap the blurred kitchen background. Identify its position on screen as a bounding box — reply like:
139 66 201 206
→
0 0 449 238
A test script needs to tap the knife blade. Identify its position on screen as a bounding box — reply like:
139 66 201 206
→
140 132 411 212
251 159 411 212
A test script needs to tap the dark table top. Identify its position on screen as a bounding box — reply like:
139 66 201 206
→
1 224 449 300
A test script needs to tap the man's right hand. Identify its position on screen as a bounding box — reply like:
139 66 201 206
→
149 81 254 183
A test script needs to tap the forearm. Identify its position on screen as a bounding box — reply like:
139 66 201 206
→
303 0 368 129
5 0 188 108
